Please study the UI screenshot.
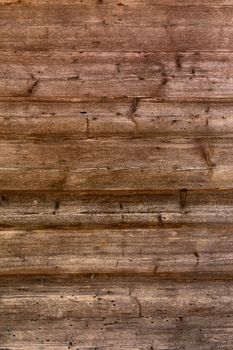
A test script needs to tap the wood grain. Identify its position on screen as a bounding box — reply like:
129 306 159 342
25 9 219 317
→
2 100 233 139
1 277 233 349
1 0 233 348
0 3 232 27
1 51 233 99
1 226 233 276
0 3 233 52
0 139 231 190
1 190 233 228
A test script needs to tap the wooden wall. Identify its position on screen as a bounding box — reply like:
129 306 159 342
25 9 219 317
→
1 1 233 349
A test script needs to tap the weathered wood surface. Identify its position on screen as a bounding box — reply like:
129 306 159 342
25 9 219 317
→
1 277 233 349
1 2 233 27
0 139 232 190
1 100 233 139
1 3 233 52
3 316 233 350
1 52 233 99
2 226 233 276
1 0 233 349
1 190 233 228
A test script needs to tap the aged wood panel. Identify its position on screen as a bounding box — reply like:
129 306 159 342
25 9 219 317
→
1 100 233 139
0 139 228 169
1 190 233 228
1 277 233 318
1 167 233 191
1 51 233 99
0 25 233 52
1 226 233 276
1 277 233 349
0 139 231 190
0 3 233 27
0 0 232 349
2 317 233 350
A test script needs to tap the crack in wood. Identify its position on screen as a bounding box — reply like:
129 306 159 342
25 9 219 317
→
201 144 215 168
27 79 39 96
130 98 139 115
180 189 187 209
194 250 200 265
158 214 163 227
132 296 142 318
86 118 90 138
175 55 182 70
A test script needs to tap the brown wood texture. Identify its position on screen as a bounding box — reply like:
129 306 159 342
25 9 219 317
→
1 1 233 349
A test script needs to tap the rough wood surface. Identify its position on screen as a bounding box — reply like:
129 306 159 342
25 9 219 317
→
1 277 233 349
1 226 233 276
1 4 233 52
1 100 233 139
1 51 233 98
0 190 233 228
1 0 233 349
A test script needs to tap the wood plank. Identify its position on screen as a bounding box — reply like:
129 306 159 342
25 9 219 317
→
0 139 220 169
1 51 233 99
0 139 231 190
0 1 233 61
1 99 233 139
1 0 233 5
0 3 233 27
1 277 233 349
0 167 233 191
0 24 232 52
2 226 233 275
1 190 233 228
2 317 233 350
1 276 233 318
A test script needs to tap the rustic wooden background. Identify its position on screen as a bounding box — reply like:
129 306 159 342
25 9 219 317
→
1 0 233 349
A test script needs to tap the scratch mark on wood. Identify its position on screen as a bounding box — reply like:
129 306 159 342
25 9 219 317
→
202 144 215 168
175 55 182 70
158 214 163 227
53 200 60 215
130 98 139 115
86 118 90 138
67 75 80 81
153 264 158 274
132 296 142 317
194 250 200 265
28 79 39 96
180 189 187 209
